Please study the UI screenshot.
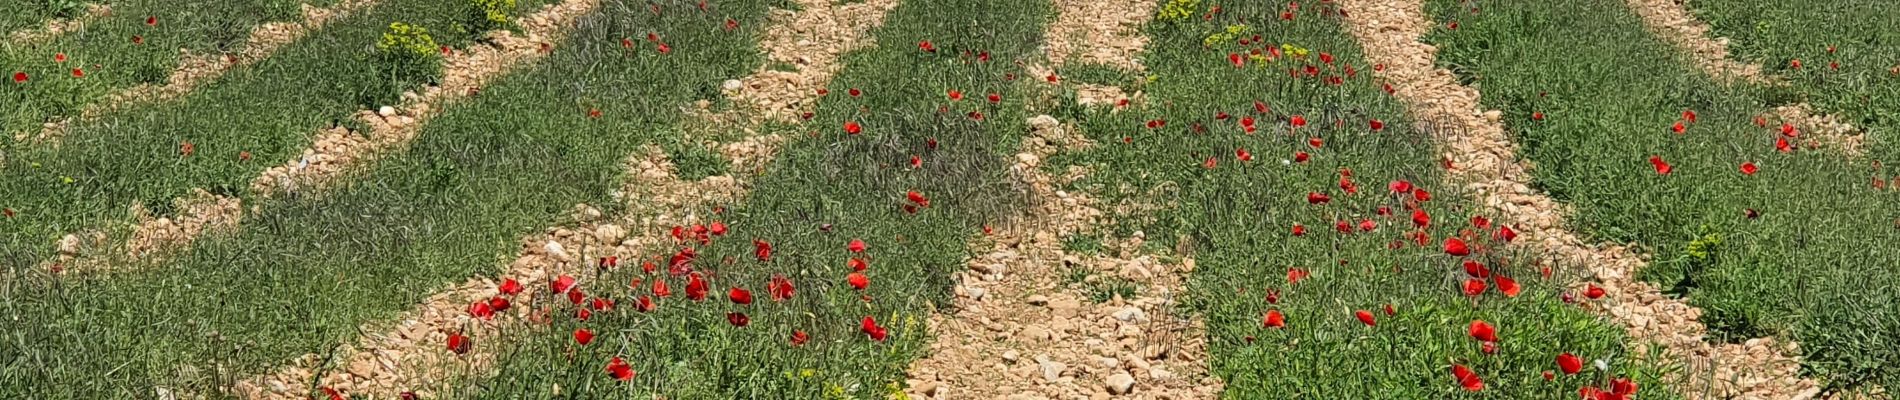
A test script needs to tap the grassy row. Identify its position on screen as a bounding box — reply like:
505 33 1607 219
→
1423 0 1899 392
452 0 1053 397
0 0 775 397
0 0 551 272
1685 0 1900 159
1031 1 1679 398
2 0 337 136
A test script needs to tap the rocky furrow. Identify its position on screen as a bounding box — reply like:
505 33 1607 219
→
227 0 893 397
5 3 112 46
1622 0 1866 157
26 0 380 144
904 115 1220 400
1334 1 1823 399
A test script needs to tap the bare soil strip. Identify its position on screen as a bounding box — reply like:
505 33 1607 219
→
1335 1 1823 399
903 1 1220 398
904 115 1220 400
1622 0 1866 156
25 0 380 144
47 0 595 276
5 4 112 46
229 1 895 397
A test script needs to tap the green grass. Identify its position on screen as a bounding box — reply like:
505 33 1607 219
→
1424 0 1900 392
1035 1 1680 398
0 0 775 397
455 0 1052 397
2 0 337 136
0 0 553 273
1685 0 1900 159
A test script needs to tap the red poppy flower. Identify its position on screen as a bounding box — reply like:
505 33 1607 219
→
917 40 934 52
1354 310 1376 326
709 221 728 236
1649 156 1672 174
1229 53 1245 68
551 275 577 294
1306 192 1331 205
1287 268 1309 284
1414 188 1432 202
488 296 510 312
1497 225 1517 242
1294 151 1310 163
652 279 672 297
1334 220 1352 234
685 273 708 301
567 287 587 305
468 301 495 320
1584 284 1606 299
1451 364 1483 391
729 287 753 305
1236 148 1253 162
1291 223 1306 236
1469 320 1497 342
1741 162 1759 175
1383 304 1396 316
1358 219 1377 232
1412 209 1431 228
791 330 810 346
847 239 867 253
848 88 862 97
727 312 750 327
1264 310 1286 328
1557 353 1583 375
1672 121 1686 134
1290 115 1307 128
754 239 773 261
446 332 471 354
1463 278 1487 297
12 72 28 84
574 328 595 345
861 316 888 341
848 258 868 271
1444 237 1471 256
987 93 1001 103
1611 378 1638 396
1265 289 1280 304
499 278 523 295
635 295 656 312
768 275 794 301
1045 74 1059 83
847 272 869 290
1496 275 1521 297
1682 109 1697 123
606 357 635 381
70 68 83 78
1369 119 1385 131
591 297 613 311
906 191 930 207
1462 260 1490 278
1776 137 1792 153
844 121 862 135
145 16 157 26
54 53 66 62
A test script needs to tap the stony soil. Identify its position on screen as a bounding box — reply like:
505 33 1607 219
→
1335 0 1824 399
26 0 382 144
1622 0 1866 157
904 116 1220 400
229 1 893 397
5 3 112 45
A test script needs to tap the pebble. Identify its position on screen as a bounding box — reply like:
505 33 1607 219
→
1104 372 1136 395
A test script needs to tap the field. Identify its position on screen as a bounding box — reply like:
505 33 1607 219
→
0 0 1893 398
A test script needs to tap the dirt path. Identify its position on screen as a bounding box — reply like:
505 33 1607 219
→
1334 1 1822 399
902 1 1221 399
228 0 896 397
903 115 1220 400
24 0 381 144
1622 0 1866 156
5 3 112 46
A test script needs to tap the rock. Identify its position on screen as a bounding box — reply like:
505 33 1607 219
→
1027 295 1050 306
1096 357 1120 369
1105 372 1136 394
1020 326 1052 342
1039 360 1067 381
57 234 81 255
1002 350 1020 363
964 286 988 301
594 224 626 243
722 79 744 91
1112 307 1146 322
378 106 397 117
544 240 569 260
912 381 940 397
1148 367 1174 381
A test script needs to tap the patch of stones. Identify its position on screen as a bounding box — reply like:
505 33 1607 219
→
25 0 382 144
228 1 895 397
5 3 112 46
1622 0 1867 157
1334 1 1823 399
904 116 1220 400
